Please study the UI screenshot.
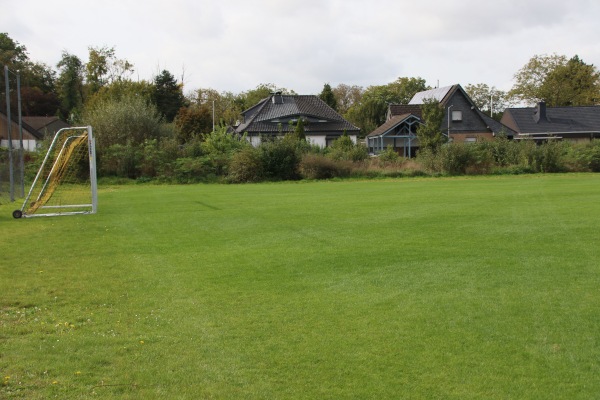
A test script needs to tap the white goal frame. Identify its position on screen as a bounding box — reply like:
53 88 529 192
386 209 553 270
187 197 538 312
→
14 126 97 218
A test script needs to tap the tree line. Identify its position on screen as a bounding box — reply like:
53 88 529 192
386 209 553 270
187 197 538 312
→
2 32 600 183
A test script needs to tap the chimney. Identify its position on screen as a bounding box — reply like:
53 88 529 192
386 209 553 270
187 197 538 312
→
272 91 284 104
534 101 548 123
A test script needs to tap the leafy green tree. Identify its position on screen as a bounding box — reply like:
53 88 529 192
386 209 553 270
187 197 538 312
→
0 32 28 68
152 69 185 123
173 105 213 143
0 33 60 116
189 88 240 127
510 54 567 105
541 56 600 106
332 83 364 115
511 54 600 106
416 99 445 153
82 93 165 149
85 46 134 96
56 51 85 120
465 83 514 120
85 79 154 112
291 117 306 141
319 83 337 111
236 83 296 111
346 77 428 135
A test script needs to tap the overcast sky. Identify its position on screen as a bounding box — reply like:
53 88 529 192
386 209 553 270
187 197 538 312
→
4 0 600 96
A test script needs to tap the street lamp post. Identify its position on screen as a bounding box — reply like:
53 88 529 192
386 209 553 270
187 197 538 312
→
447 104 454 142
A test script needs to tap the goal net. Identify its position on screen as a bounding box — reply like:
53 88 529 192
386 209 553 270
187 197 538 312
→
14 126 97 218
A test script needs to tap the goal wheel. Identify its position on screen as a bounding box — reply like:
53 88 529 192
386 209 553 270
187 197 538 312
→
12 210 23 219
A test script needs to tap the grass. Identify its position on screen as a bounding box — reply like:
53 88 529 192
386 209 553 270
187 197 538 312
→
1 174 600 399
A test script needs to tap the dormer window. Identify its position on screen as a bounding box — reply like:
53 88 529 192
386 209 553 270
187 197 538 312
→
452 110 463 121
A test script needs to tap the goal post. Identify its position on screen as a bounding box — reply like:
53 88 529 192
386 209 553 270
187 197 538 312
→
13 126 97 218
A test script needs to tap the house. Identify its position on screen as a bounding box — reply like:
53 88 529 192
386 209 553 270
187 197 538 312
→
501 102 600 142
22 116 71 139
0 111 43 151
235 92 359 147
367 84 514 155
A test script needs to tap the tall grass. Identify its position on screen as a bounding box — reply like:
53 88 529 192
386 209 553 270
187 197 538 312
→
2 174 600 398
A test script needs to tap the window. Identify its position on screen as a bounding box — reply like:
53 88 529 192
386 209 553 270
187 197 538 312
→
452 110 463 121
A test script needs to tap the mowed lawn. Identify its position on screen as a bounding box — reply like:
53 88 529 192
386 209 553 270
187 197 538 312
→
1 174 600 399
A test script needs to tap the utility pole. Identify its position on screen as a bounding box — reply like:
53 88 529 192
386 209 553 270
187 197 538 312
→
447 104 454 142
4 65 14 201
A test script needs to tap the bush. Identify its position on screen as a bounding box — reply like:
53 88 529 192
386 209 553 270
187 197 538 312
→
378 146 400 163
260 138 302 181
228 147 264 183
587 140 600 172
173 157 215 183
524 140 565 173
98 143 142 178
328 134 369 161
299 154 351 179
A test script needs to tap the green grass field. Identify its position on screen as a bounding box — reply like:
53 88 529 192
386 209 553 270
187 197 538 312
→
2 174 600 399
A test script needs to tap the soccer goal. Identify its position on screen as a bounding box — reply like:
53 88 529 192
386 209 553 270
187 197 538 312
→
13 126 97 218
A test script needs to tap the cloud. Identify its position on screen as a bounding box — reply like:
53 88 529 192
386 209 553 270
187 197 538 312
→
3 0 600 95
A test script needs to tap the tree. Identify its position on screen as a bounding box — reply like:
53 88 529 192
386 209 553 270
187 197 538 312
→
465 83 514 120
86 46 134 96
0 33 60 116
332 83 364 115
56 51 85 120
345 77 428 135
82 93 164 149
0 32 29 69
290 117 306 141
319 83 337 110
190 88 240 127
152 69 185 123
509 54 600 106
173 105 213 143
541 56 600 106
236 83 296 111
510 54 567 105
416 99 445 152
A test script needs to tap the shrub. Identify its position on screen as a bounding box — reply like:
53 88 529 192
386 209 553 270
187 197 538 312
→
378 146 400 163
260 138 302 181
228 147 264 183
588 140 600 172
299 154 351 179
527 141 566 173
173 157 215 183
327 134 369 162
98 143 141 178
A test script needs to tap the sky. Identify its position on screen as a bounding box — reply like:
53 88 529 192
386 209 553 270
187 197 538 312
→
3 0 600 96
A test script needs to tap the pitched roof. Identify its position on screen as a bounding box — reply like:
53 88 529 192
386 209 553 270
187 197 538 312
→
388 104 422 119
236 94 359 134
22 116 60 131
367 114 420 137
409 85 456 105
0 111 43 140
502 104 600 134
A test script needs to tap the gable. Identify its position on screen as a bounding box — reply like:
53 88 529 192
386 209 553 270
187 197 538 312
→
367 114 421 138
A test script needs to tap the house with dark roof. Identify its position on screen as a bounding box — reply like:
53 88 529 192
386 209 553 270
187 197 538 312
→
235 92 359 147
22 116 71 138
367 84 514 155
501 102 600 142
0 111 43 150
